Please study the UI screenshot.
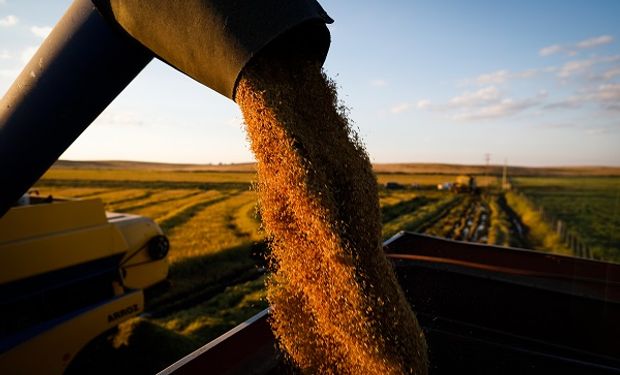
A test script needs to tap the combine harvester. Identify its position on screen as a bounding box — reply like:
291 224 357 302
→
0 0 618 374
0 195 170 374
453 174 478 193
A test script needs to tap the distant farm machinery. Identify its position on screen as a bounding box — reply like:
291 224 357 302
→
436 175 479 193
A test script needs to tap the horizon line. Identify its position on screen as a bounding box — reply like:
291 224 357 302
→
55 159 620 169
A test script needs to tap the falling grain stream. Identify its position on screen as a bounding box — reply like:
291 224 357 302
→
236 56 428 374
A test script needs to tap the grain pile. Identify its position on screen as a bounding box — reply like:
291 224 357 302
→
236 55 428 374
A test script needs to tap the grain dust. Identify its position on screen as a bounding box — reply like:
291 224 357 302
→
236 55 428 374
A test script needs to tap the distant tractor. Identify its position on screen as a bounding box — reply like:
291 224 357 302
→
437 176 476 193
453 175 478 193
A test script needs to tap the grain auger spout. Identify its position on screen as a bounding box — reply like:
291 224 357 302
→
0 0 333 216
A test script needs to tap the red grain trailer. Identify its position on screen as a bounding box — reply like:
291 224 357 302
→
158 232 620 375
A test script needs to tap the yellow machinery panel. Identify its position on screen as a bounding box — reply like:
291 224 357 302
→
0 199 127 285
0 196 169 374
0 290 144 375
0 199 108 243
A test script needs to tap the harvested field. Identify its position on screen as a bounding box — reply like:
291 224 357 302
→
33 163 619 373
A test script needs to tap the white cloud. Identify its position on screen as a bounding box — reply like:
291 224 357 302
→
557 59 594 78
537 89 548 98
544 83 620 112
416 99 431 109
449 86 500 107
540 35 615 57
598 55 620 64
370 79 387 87
451 98 536 121
576 35 614 49
0 14 18 27
543 96 582 110
474 70 510 85
592 83 620 103
543 66 558 73
603 66 620 80
30 25 52 39
555 55 620 79
462 68 539 87
539 44 562 57
428 38 619 123
417 84 540 121
20 46 38 63
517 69 538 79
0 49 11 59
390 102 411 114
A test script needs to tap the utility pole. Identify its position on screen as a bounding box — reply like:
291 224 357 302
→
484 153 491 186
502 158 508 191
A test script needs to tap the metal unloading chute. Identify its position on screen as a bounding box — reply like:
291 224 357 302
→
0 0 332 216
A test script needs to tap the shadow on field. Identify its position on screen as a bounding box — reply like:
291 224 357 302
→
37 179 251 191
158 192 242 233
381 195 462 240
64 317 197 375
147 242 263 315
494 193 529 249
118 190 200 213
381 196 432 223
108 190 154 206
66 242 268 375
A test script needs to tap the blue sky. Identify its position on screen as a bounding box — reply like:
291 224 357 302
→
1 0 619 166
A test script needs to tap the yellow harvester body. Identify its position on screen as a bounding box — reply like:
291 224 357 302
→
454 175 477 193
0 196 169 375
